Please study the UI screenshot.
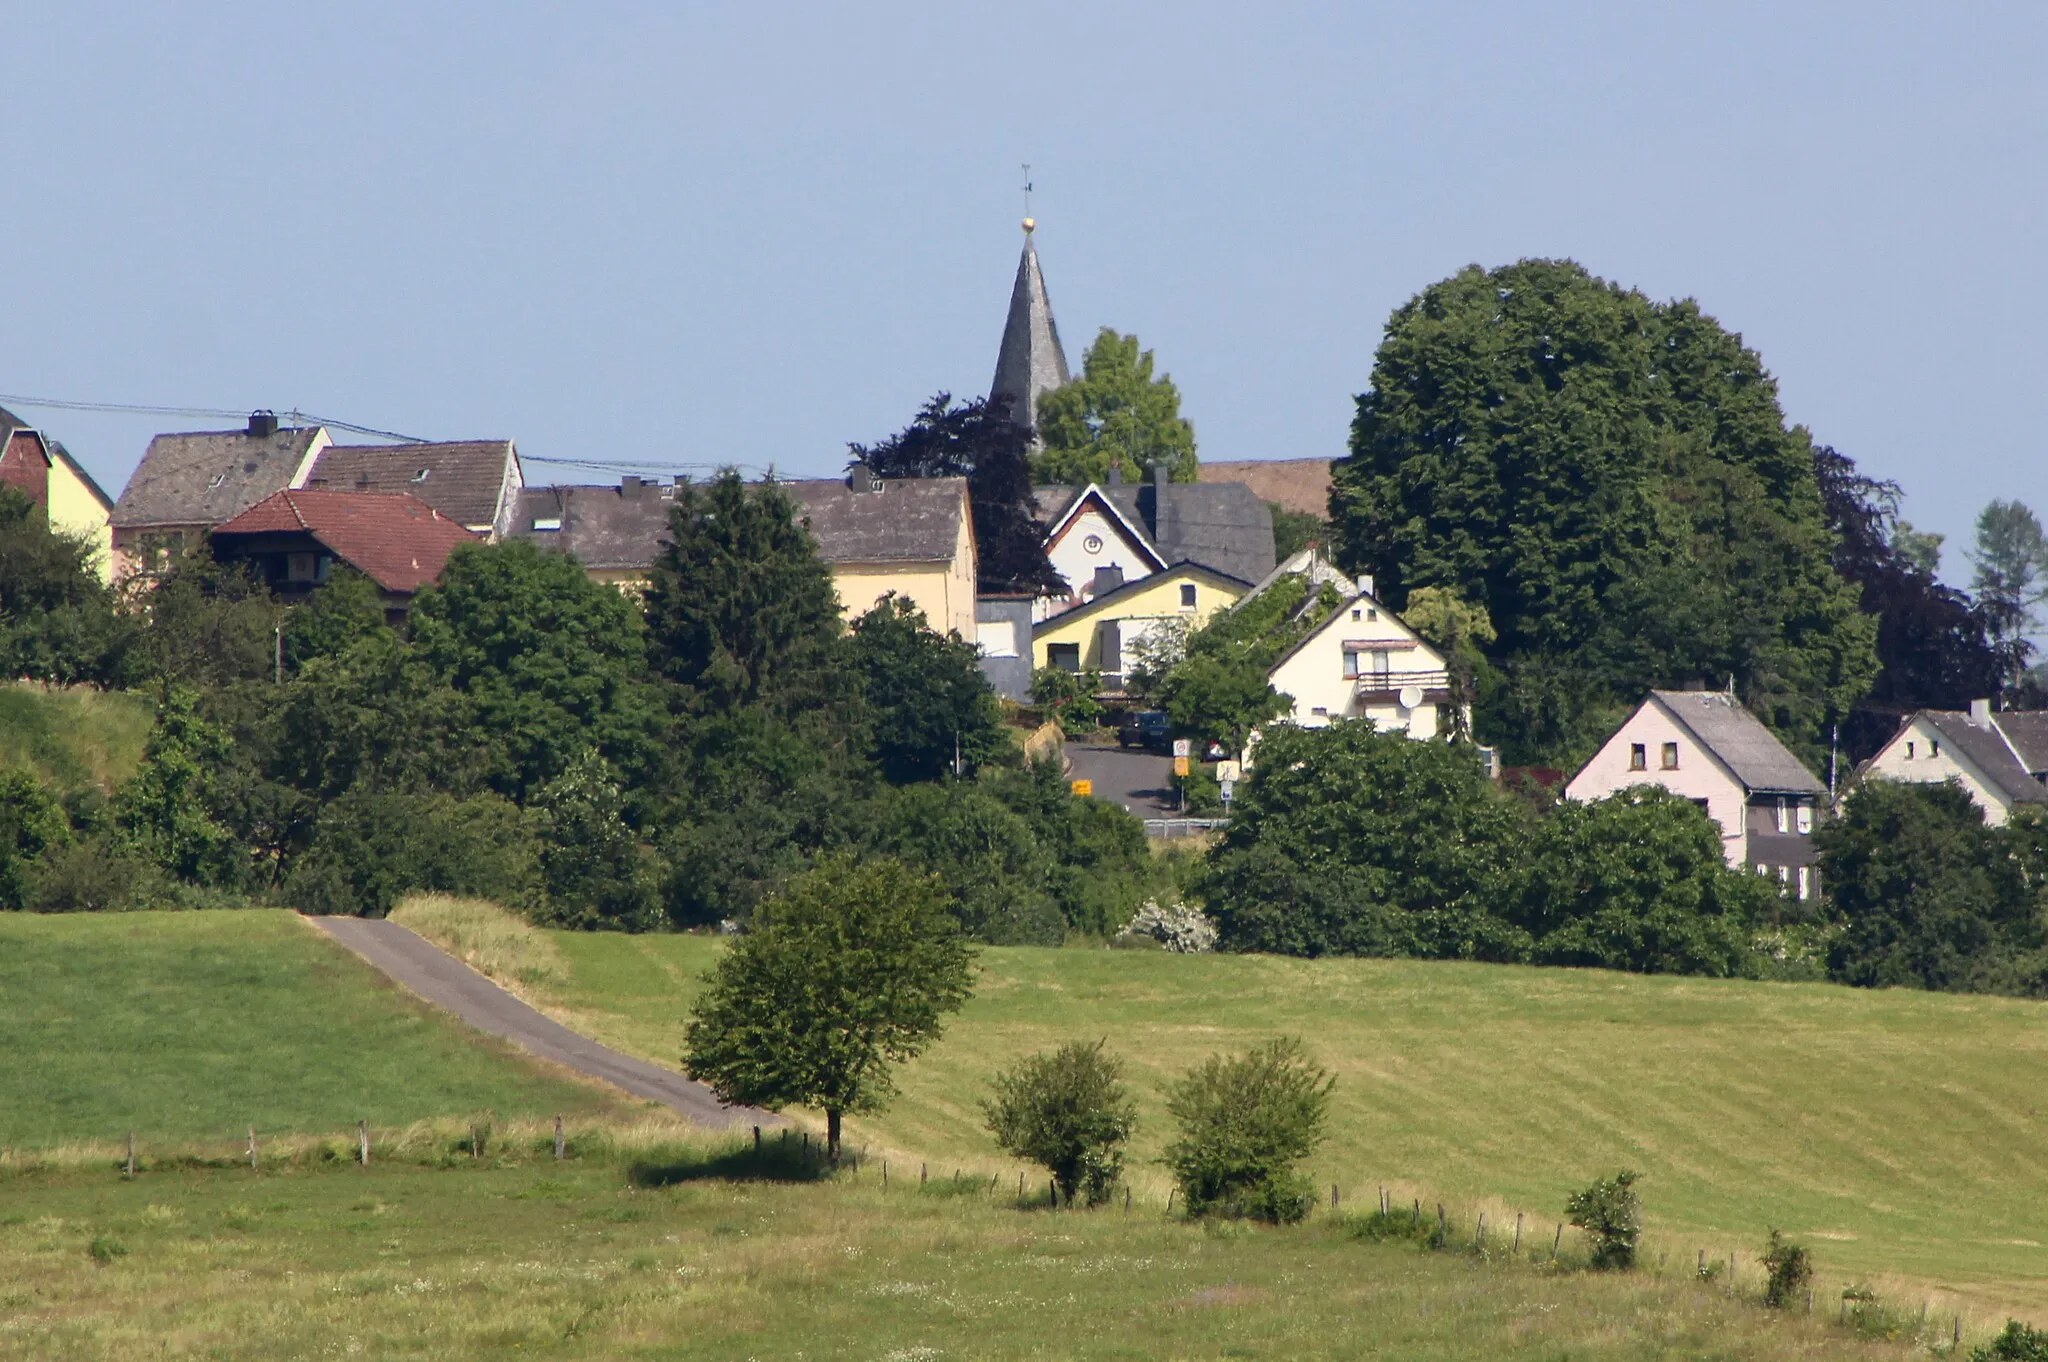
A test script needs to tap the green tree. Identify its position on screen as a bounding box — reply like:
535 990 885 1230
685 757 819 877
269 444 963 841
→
1201 721 1530 959
283 785 536 917
410 539 664 805
866 780 1065 944
982 759 1158 937
0 487 132 686
0 769 67 909
1034 329 1198 486
114 687 244 889
1969 498 2048 686
1973 1320 2048 1362
1330 259 1876 765
1157 653 1288 758
1401 586 1496 742
643 470 846 718
1031 664 1102 736
531 750 658 931
983 1038 1137 1206
1565 1170 1642 1270
1512 787 1773 976
280 566 389 672
682 854 976 1159
847 595 1007 783
123 541 285 691
1162 1036 1334 1223
1268 504 1327 562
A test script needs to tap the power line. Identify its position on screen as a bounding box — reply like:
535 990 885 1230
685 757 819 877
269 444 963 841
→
0 392 432 443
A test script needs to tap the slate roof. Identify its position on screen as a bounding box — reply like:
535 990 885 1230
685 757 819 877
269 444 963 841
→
1915 711 2048 807
1989 710 2048 775
112 425 326 529
1199 458 1334 519
303 441 519 533
1650 690 1826 795
783 476 970 565
511 479 675 571
990 230 1069 434
1038 479 1275 586
211 489 479 594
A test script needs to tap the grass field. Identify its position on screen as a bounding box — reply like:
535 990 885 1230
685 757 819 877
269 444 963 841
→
0 1129 1958 1360
0 683 152 792
0 912 615 1147
454 924 2048 1319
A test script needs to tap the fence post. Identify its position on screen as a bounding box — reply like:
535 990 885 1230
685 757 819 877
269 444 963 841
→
1048 1178 1056 1207
920 1163 927 1187
1331 1184 1339 1212
125 1131 135 1179
1436 1204 1446 1244
1125 1186 1132 1215
359 1121 370 1166
881 1161 888 1189
753 1125 761 1153
1697 1249 1705 1279
1551 1224 1563 1260
1379 1185 1388 1216
1476 1212 1486 1248
554 1115 565 1161
1955 1317 1962 1346
1166 1187 1175 1214
1513 1212 1523 1253
1017 1170 1024 1203
248 1127 258 1171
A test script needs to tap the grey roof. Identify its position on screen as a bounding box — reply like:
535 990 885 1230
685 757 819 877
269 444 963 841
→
1989 710 2048 775
1038 479 1276 586
1918 711 2048 806
784 476 970 565
1650 690 1826 795
990 230 1069 434
111 426 325 529
509 480 675 570
305 441 519 533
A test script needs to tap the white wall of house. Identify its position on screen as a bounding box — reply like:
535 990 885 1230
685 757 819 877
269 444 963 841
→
1564 700 1750 865
1862 715 2016 824
1041 495 1158 619
1266 592 1453 738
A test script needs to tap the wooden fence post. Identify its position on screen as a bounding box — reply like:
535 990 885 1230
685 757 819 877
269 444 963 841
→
1436 1204 1446 1244
920 1162 927 1186
1166 1187 1176 1214
125 1132 135 1179
1551 1224 1563 1260
753 1125 761 1153
1017 1171 1024 1202
1513 1212 1523 1253
248 1127 258 1171
1476 1212 1486 1247
554 1115 565 1161
1330 1183 1339 1212
881 1161 888 1189
359 1121 369 1166
1379 1185 1388 1216
1124 1186 1132 1215
1697 1248 1705 1279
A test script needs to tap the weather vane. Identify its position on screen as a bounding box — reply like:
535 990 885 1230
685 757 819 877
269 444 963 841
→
1021 163 1035 232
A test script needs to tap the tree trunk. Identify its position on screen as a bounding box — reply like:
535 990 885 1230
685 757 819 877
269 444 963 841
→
826 1108 841 1163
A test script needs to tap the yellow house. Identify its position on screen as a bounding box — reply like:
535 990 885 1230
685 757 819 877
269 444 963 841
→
787 473 978 638
1032 562 1252 683
0 411 116 582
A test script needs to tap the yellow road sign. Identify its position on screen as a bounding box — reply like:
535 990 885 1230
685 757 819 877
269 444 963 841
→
1070 778 1093 796
1172 756 1190 777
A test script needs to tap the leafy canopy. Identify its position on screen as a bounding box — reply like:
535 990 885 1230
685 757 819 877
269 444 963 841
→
1034 329 1197 486
1163 1036 1334 1223
983 1038 1137 1206
847 595 1007 783
682 853 976 1157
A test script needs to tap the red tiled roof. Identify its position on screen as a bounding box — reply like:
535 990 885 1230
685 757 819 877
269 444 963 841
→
212 489 481 593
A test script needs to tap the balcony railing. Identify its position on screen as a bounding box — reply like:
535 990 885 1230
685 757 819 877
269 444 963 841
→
1351 668 1450 697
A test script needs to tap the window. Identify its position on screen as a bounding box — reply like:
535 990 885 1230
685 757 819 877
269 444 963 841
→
1343 650 1360 679
1351 608 1362 621
1083 534 1104 553
1930 739 1940 758
286 552 317 583
1366 607 1378 621
1371 650 1391 677
1311 706 1328 717
1796 865 1811 900
411 467 430 483
1661 742 1679 770
1180 583 1197 608
1905 741 1916 759
1628 743 1647 771
1046 642 1081 673
1777 864 1791 886
1774 797 1789 834
1796 803 1813 835
531 517 563 532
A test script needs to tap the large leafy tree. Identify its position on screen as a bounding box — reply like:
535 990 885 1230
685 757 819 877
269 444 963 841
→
643 470 846 718
1330 259 1876 766
850 393 1063 595
1814 446 2004 756
1034 329 1198 486
0 487 131 686
409 539 664 805
847 595 1008 783
682 853 975 1158
1969 498 2048 690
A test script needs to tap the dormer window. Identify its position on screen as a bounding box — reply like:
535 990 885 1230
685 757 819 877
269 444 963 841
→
411 468 430 483
208 472 227 489
531 517 563 532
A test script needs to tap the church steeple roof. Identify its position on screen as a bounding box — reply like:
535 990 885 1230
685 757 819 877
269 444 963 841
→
990 221 1069 436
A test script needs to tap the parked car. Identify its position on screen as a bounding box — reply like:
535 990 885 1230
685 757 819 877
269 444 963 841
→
1118 710 1171 750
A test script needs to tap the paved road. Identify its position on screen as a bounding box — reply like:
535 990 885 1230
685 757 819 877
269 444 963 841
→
313 915 775 1130
1066 742 1179 815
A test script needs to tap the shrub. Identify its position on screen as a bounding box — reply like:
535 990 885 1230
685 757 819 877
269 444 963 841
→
0 767 68 908
982 1038 1136 1206
283 787 537 917
1116 899 1218 953
1761 1229 1813 1308
86 1234 127 1265
27 834 146 912
1975 1320 2048 1361
1163 1036 1334 1224
1031 665 1102 736
1565 1170 1641 1270
1170 761 1224 814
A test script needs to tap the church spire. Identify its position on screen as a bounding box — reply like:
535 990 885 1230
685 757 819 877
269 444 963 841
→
990 219 1069 437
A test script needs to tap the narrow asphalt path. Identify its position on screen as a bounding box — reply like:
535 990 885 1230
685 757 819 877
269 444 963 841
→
313 915 776 1130
1065 742 1178 815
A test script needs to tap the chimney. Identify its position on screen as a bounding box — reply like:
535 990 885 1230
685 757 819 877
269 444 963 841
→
1970 697 1993 724
1152 460 1169 488
1092 565 1125 596
246 410 278 439
1106 462 1122 485
621 475 645 500
848 463 878 494
1355 574 1375 599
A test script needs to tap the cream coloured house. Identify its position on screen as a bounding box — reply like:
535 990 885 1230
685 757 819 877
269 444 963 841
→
1858 702 2048 825
1264 580 1458 739
1031 561 1251 683
787 473 977 639
0 408 115 581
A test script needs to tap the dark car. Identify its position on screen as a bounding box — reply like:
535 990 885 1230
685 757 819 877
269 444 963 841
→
1118 710 1171 750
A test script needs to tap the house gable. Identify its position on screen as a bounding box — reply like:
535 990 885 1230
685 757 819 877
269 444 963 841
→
1031 562 1249 677
1040 485 1165 611
1861 711 2048 825
1565 695 1753 864
1265 588 1452 737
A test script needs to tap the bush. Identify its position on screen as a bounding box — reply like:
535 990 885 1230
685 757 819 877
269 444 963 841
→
0 767 68 909
1031 665 1102 736
1761 1229 1813 1308
27 834 146 912
530 751 659 932
1975 1320 2048 1362
1116 899 1218 953
1170 761 1224 814
1162 1036 1334 1223
284 787 537 917
982 1039 1137 1207
1565 1170 1642 1270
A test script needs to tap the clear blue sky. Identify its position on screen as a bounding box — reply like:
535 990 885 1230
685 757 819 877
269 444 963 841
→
4 3 2041 578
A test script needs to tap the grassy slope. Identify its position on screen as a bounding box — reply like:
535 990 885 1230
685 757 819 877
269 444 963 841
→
0 683 153 791
0 1148 1937 1360
0 912 612 1146
536 932 2048 1316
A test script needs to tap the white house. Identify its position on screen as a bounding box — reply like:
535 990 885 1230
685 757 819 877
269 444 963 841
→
1859 701 2048 825
1566 690 1826 895
1265 578 1459 739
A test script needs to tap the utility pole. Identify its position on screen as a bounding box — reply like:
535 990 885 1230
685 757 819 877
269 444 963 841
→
274 623 283 685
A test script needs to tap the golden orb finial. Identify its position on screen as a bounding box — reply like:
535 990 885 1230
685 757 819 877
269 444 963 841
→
1021 216 1036 233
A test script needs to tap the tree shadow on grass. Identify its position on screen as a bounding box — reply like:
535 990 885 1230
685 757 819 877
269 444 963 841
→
627 1137 833 1187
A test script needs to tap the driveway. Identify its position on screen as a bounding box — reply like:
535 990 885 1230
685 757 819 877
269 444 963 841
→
313 916 776 1130
1065 742 1179 816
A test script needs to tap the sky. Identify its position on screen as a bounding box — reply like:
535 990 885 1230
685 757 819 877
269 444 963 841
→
3 3 2043 579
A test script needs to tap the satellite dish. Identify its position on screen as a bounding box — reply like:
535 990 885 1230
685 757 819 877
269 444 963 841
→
1398 685 1424 710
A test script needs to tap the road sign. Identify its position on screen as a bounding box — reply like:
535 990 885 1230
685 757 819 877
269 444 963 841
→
1172 756 1190 777
1172 738 1192 758
1216 760 1242 782
1070 778 1092 796
1220 780 1235 804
